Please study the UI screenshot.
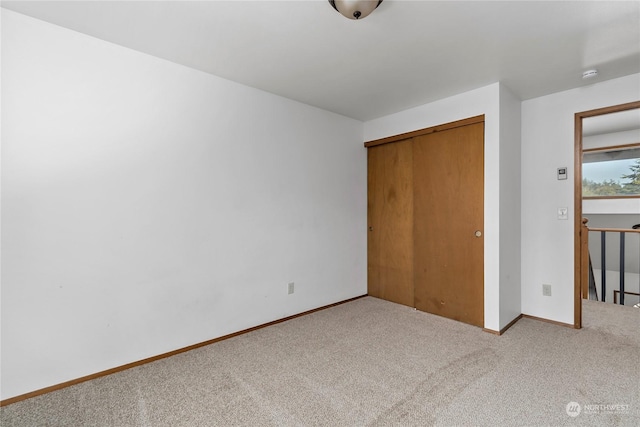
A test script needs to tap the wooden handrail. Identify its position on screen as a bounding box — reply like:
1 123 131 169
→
613 290 640 304
587 227 640 234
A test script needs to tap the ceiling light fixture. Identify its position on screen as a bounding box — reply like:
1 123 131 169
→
329 0 383 20
582 69 598 79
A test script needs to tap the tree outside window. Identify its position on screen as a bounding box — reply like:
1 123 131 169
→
582 147 640 197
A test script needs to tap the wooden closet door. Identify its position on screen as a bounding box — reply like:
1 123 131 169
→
413 123 484 327
367 139 414 307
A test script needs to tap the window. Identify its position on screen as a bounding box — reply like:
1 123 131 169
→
582 145 640 197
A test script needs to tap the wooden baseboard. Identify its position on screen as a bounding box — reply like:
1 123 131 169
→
522 314 578 329
0 294 367 407
483 314 523 336
483 313 577 336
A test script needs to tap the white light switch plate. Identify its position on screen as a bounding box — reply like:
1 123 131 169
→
558 207 568 220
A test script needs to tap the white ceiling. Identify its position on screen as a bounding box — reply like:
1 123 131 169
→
2 0 640 121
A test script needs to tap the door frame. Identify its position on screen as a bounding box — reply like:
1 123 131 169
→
574 100 640 328
364 115 484 148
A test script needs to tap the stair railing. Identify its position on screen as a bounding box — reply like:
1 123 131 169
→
584 219 640 305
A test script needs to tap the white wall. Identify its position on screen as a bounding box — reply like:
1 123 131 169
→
583 198 640 215
521 74 640 324
0 10 366 400
498 84 522 329
583 128 639 149
364 83 508 332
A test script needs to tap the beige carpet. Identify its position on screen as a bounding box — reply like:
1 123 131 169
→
1 297 639 426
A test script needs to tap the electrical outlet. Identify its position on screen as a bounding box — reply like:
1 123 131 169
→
542 284 552 296
288 282 295 295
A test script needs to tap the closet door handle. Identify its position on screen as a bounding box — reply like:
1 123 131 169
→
475 230 482 237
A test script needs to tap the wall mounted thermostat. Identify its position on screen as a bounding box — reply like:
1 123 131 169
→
557 167 567 180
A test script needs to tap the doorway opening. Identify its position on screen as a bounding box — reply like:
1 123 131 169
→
575 101 640 328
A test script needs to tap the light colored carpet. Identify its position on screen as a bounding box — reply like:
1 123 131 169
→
1 297 638 426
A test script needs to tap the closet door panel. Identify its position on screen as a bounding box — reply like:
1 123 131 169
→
367 140 414 307
413 123 484 327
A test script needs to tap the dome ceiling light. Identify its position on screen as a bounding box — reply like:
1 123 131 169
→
329 0 383 20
